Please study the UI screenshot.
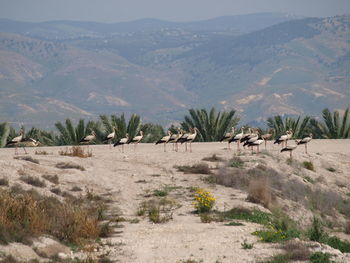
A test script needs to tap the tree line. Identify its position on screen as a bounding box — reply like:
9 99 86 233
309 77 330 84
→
0 107 349 147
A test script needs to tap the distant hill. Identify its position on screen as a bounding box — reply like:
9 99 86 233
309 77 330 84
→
0 13 297 39
0 14 349 128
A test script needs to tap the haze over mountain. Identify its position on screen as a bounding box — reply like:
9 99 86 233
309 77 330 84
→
0 13 349 128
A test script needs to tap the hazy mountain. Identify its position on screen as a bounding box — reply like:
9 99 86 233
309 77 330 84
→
0 13 298 39
0 14 349 128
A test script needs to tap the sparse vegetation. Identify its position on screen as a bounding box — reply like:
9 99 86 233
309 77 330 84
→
71 186 83 192
303 161 315 171
175 163 212 174
241 239 254 249
59 146 92 158
50 187 61 195
42 174 59 184
56 162 85 171
20 175 46 187
137 198 180 223
307 217 350 253
229 157 244 168
13 156 40 164
0 177 9 186
326 167 336 172
309 252 332 263
247 177 272 208
35 150 50 155
282 241 310 261
202 154 224 162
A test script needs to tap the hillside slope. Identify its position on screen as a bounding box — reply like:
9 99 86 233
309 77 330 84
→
0 14 349 127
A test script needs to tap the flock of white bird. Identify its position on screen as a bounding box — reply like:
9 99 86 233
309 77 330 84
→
5 126 312 158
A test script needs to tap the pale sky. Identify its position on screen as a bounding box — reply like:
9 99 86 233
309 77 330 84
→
0 0 349 23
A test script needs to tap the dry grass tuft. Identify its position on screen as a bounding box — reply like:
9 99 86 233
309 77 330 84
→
202 154 224 162
42 174 59 184
137 198 180 223
59 146 92 158
13 156 40 164
35 150 51 155
0 177 9 186
71 186 83 192
247 177 273 208
0 188 109 246
56 162 85 171
175 163 212 174
50 187 61 195
20 175 46 188
283 240 310 261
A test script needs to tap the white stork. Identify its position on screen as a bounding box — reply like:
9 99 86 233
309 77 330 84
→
274 130 291 148
103 127 117 149
229 127 244 151
220 127 235 149
247 138 264 154
127 131 143 150
155 131 172 152
6 129 26 155
178 129 190 152
281 144 298 159
79 131 96 150
181 127 198 152
296 133 313 154
114 133 129 153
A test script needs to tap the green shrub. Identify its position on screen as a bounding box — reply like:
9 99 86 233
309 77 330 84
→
309 252 332 263
221 208 271 225
241 239 254 249
308 217 325 242
230 157 244 168
258 254 290 263
303 161 315 171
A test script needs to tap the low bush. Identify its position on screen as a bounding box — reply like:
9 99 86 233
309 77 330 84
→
0 188 109 246
175 163 212 174
229 157 244 168
59 146 92 158
283 241 310 261
202 154 224 162
220 207 271 225
309 252 332 263
241 239 254 249
0 177 9 186
13 156 40 164
247 177 272 208
303 161 315 171
307 217 350 253
20 175 46 187
56 162 85 171
42 174 59 184
137 198 180 224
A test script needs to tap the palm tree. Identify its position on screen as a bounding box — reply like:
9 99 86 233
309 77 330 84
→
0 122 10 148
55 119 101 145
266 115 311 138
181 108 239 142
26 127 58 146
310 108 350 139
141 123 165 143
100 113 141 143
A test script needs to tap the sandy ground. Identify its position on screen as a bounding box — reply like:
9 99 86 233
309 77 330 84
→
0 140 350 262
